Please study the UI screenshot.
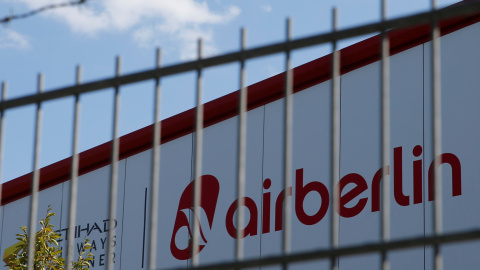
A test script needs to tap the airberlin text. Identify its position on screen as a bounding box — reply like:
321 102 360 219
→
225 145 462 238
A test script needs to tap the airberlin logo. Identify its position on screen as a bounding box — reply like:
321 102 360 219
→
170 145 462 260
170 175 220 260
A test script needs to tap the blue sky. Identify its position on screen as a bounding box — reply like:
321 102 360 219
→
0 0 459 182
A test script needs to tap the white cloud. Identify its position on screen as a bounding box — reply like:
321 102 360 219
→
132 27 154 48
0 28 30 49
172 26 217 60
261 4 272 12
14 0 241 58
133 23 217 60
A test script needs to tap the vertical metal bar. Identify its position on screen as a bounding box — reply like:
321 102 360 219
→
192 39 204 267
330 7 340 270
431 0 443 269
235 28 247 261
66 65 82 270
148 48 162 270
380 1 391 270
282 18 293 270
107 56 121 270
27 73 43 270
0 82 6 229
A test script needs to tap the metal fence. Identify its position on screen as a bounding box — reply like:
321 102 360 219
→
2 0 480 269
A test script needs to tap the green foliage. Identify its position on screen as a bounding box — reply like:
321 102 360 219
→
4 206 94 270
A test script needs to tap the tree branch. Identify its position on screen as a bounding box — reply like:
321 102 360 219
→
1 0 88 24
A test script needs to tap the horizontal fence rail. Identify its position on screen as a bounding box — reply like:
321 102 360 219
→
165 229 480 270
0 0 479 110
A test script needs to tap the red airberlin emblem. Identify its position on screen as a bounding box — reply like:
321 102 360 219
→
170 175 220 260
